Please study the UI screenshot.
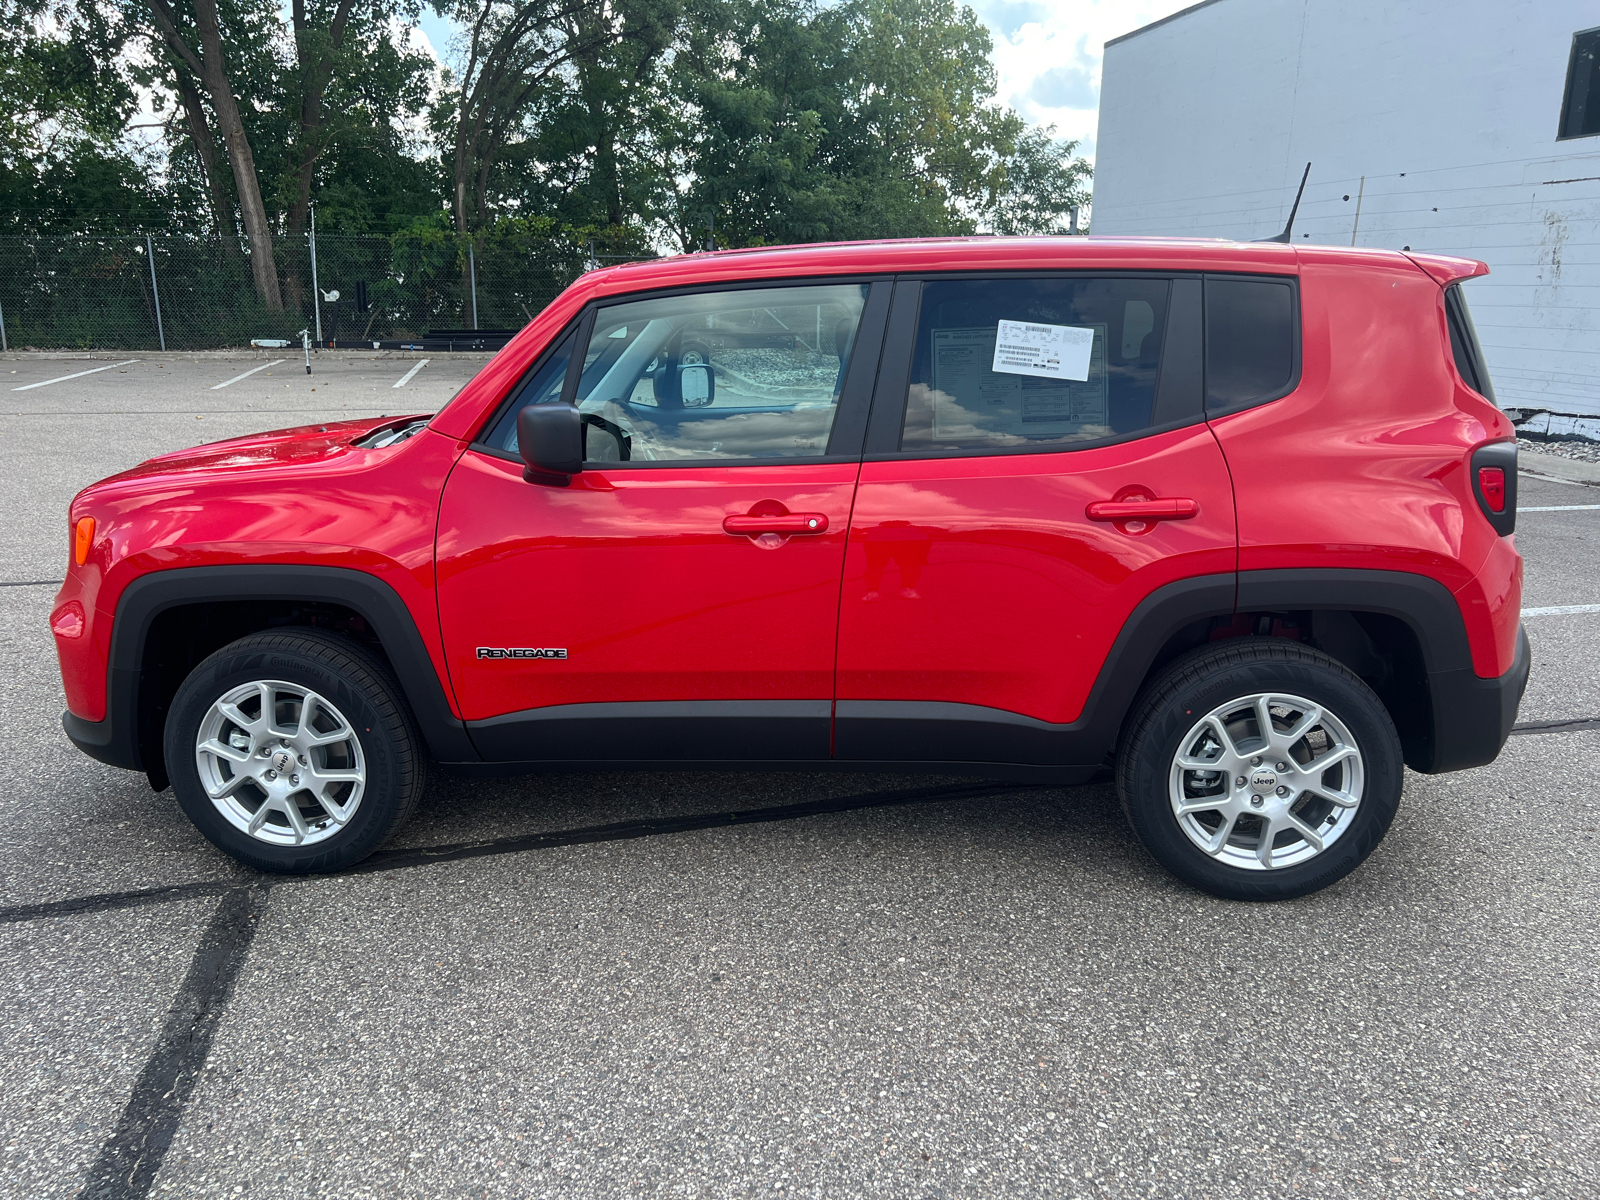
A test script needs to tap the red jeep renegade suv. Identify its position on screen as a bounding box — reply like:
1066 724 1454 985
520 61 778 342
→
51 238 1528 900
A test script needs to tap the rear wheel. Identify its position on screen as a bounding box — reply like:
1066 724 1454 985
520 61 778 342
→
1117 639 1403 901
164 630 425 873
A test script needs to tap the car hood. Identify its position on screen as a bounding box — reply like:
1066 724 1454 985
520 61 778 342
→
98 415 428 485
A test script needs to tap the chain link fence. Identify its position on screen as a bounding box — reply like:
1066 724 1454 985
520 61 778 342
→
0 229 653 352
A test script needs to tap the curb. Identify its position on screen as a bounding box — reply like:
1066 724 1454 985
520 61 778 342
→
1519 452 1600 486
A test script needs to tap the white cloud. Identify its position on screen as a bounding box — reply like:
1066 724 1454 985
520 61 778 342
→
413 8 461 69
972 0 1199 162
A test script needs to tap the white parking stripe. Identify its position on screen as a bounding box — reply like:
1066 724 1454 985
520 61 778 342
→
1523 604 1600 617
392 359 430 388
11 359 139 391
1519 504 1600 512
210 360 285 390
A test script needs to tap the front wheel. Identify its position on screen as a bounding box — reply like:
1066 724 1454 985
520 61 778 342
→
1117 639 1403 901
164 629 426 873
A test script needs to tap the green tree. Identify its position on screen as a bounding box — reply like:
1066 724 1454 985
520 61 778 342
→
661 0 1089 249
0 0 163 231
498 0 689 232
4 0 1089 258
145 0 288 306
430 0 611 234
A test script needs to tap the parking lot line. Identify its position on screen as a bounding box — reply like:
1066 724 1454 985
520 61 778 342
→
1523 603 1600 616
209 360 285 390
1520 504 1600 511
392 359 430 388
11 359 139 391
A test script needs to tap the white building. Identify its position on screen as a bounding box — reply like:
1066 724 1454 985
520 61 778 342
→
1091 0 1600 418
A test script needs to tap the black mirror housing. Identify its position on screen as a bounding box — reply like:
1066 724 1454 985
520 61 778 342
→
517 403 584 483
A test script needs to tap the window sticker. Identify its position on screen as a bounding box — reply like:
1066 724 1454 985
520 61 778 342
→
993 319 1095 381
930 325 1108 441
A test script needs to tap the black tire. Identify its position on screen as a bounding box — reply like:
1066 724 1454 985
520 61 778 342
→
1116 639 1403 901
164 629 426 873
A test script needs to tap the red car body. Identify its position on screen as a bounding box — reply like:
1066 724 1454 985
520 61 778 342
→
53 237 1527 789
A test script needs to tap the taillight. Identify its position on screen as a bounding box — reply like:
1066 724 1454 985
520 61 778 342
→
1478 467 1506 513
73 516 95 566
1469 443 1516 536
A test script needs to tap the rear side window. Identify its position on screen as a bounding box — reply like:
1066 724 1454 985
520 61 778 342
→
1445 284 1496 403
899 276 1172 453
1204 277 1296 411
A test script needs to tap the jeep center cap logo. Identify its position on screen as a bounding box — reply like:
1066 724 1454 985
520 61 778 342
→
1250 769 1278 793
271 749 294 774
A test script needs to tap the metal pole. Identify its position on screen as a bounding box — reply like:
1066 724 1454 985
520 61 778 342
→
1069 205 1079 235
468 240 479 329
146 233 166 351
1349 176 1366 246
310 206 322 343
0 293 8 353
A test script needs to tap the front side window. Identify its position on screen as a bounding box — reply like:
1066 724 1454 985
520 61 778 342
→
1559 27 1600 139
899 277 1172 454
482 333 574 452
570 283 869 462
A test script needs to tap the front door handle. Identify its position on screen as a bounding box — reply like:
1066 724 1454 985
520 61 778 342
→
1085 497 1198 522
723 512 830 535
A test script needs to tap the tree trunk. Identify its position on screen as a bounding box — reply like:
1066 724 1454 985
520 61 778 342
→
286 0 358 239
596 125 623 227
188 0 283 309
174 72 237 254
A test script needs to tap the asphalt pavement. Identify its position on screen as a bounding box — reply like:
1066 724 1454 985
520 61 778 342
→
1 352 1595 1200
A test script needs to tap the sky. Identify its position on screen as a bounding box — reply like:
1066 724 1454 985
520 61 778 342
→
971 0 1198 161
410 0 1202 167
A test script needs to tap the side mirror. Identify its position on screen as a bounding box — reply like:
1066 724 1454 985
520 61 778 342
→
680 363 714 407
517 403 583 484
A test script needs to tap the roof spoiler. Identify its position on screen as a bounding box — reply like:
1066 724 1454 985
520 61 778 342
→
1403 251 1491 286
1256 162 1311 243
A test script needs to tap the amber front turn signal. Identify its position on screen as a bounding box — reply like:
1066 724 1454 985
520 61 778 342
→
73 516 95 566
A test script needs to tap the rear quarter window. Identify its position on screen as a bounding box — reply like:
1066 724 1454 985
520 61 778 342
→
1204 276 1297 412
1445 284 1496 403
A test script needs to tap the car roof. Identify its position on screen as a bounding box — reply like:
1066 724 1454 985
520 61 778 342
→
579 235 1451 298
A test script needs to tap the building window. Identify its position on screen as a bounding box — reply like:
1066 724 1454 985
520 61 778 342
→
1559 27 1600 139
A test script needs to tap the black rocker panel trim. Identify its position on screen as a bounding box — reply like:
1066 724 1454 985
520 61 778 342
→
466 699 832 763
834 574 1238 767
441 756 1098 786
834 700 1097 767
63 565 477 773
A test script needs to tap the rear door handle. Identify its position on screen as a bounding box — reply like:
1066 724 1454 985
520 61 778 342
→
723 512 830 535
1085 498 1198 522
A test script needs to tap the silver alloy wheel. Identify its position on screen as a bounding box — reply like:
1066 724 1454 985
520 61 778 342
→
1168 691 1364 871
194 679 366 847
